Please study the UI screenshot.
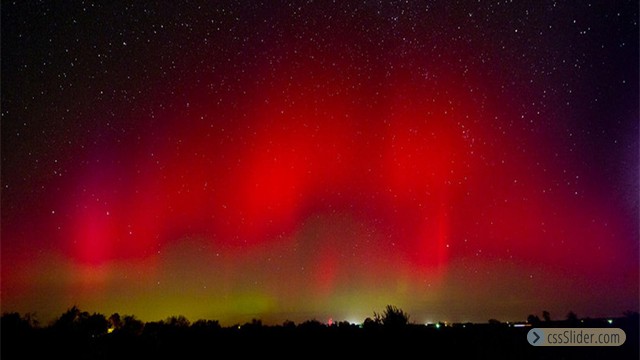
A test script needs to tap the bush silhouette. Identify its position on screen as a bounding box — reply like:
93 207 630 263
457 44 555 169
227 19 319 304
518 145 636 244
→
192 319 221 331
376 305 409 328
566 311 579 324
1 312 36 336
81 313 109 337
165 315 190 328
53 306 82 332
362 317 377 328
51 306 108 337
282 320 296 329
121 315 144 336
109 313 123 331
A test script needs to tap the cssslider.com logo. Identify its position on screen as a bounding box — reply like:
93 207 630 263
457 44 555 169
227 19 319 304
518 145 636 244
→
528 328 626 346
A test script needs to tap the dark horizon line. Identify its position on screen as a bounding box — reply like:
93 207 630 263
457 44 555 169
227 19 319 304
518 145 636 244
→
3 305 638 329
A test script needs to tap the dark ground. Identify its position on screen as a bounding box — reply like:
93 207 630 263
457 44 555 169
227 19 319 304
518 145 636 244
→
2 313 638 359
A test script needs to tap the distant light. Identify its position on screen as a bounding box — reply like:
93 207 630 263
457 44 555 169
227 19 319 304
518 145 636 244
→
435 323 441 329
607 319 613 324
107 327 114 334
513 324 525 328
345 317 360 325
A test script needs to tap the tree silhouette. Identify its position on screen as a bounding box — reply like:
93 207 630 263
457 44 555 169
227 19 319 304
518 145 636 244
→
372 312 383 324
362 317 379 329
53 306 82 332
192 319 221 331
50 306 109 338
566 311 578 324
109 313 123 331
1 312 36 334
337 320 357 329
527 314 540 324
241 318 263 331
165 315 190 328
282 320 296 329
298 319 324 332
81 313 109 337
121 315 144 336
542 310 551 322
377 305 409 328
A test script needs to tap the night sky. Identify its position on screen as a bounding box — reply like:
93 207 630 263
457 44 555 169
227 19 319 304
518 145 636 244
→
2 1 638 325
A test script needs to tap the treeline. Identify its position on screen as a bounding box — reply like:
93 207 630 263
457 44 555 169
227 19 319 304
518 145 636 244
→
1 304 411 337
1 306 638 359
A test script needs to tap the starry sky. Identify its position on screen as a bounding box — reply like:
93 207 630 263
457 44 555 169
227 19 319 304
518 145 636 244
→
2 1 638 325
